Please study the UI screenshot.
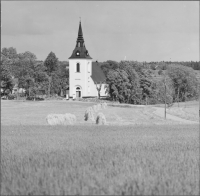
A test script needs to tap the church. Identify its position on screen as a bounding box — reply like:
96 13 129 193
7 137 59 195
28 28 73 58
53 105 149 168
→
68 21 107 99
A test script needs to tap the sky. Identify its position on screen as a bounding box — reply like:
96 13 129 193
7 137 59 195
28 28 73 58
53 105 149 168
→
1 1 199 62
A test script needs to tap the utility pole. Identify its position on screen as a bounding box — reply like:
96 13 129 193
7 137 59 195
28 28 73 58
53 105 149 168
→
164 76 167 119
199 85 200 132
163 72 167 119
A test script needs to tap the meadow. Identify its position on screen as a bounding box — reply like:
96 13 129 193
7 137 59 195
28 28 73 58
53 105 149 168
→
1 100 199 195
166 101 199 122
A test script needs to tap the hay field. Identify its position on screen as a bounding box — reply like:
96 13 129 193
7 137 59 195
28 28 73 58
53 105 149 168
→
1 100 189 126
156 101 199 122
1 100 199 195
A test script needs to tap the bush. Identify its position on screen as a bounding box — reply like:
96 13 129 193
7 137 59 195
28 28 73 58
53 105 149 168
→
19 93 26 97
158 70 163 75
7 94 17 100
45 95 63 100
26 96 44 101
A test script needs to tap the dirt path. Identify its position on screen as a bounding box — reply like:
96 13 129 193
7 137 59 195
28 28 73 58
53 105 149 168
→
152 107 198 124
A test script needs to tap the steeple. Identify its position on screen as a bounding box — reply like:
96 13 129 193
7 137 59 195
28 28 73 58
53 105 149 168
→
76 22 84 47
77 22 83 41
69 21 92 59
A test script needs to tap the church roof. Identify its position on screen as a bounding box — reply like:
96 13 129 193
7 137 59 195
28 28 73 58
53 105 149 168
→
69 22 92 59
91 62 106 83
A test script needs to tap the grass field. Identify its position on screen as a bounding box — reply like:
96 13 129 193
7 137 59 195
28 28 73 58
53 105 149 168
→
2 100 197 126
1 100 199 195
155 100 199 122
170 101 199 122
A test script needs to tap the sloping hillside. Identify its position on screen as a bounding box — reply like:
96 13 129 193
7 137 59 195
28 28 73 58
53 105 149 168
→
149 69 200 85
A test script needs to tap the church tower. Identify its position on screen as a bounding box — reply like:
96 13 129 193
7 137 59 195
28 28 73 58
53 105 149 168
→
68 21 93 98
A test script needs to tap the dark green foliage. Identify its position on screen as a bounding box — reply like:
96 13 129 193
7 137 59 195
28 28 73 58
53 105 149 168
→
1 48 69 99
51 62 69 96
26 96 44 101
44 52 59 97
102 59 199 105
1 64 14 95
43 51 58 75
2 46 199 104
166 64 198 102
16 52 48 97
144 61 200 70
158 70 163 75
100 60 119 77
106 69 131 102
1 48 17 95
7 94 17 100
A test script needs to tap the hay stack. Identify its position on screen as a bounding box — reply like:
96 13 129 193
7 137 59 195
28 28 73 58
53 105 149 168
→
97 104 102 111
92 105 98 112
101 102 107 109
46 113 76 125
64 113 76 124
84 107 95 121
96 112 107 125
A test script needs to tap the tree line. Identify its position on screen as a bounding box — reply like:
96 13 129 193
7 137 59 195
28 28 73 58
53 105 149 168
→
99 60 199 105
142 61 200 70
1 47 69 99
1 47 199 104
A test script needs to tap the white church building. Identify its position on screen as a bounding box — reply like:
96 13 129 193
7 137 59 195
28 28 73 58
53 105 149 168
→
68 22 107 98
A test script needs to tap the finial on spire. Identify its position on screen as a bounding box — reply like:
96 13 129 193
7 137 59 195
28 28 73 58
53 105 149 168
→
79 17 81 23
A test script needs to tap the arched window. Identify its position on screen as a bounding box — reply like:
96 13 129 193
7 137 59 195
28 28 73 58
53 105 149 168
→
76 87 80 90
76 63 80 72
78 42 80 47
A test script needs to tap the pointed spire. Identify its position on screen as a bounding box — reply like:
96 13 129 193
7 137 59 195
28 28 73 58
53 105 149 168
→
77 21 84 42
69 20 92 59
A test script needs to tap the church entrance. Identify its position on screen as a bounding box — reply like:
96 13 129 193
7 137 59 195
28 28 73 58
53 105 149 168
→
76 87 81 98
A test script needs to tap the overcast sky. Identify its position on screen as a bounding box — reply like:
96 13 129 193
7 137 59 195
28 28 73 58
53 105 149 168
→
2 1 199 62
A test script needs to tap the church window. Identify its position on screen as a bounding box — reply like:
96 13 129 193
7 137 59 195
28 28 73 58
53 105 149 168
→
76 87 80 90
76 51 80 56
76 63 80 72
78 42 80 47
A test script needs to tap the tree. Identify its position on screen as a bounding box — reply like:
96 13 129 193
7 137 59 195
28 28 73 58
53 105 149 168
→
1 47 19 77
0 64 14 96
12 51 48 98
55 62 69 96
29 62 48 98
1 47 18 96
95 81 104 99
44 52 58 97
16 51 37 97
119 61 142 104
100 60 119 77
106 69 130 103
167 64 198 102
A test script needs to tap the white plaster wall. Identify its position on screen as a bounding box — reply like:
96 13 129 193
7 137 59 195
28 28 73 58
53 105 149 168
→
69 59 92 97
69 59 108 97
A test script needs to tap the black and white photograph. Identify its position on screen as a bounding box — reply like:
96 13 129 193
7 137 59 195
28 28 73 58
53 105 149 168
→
1 1 200 195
